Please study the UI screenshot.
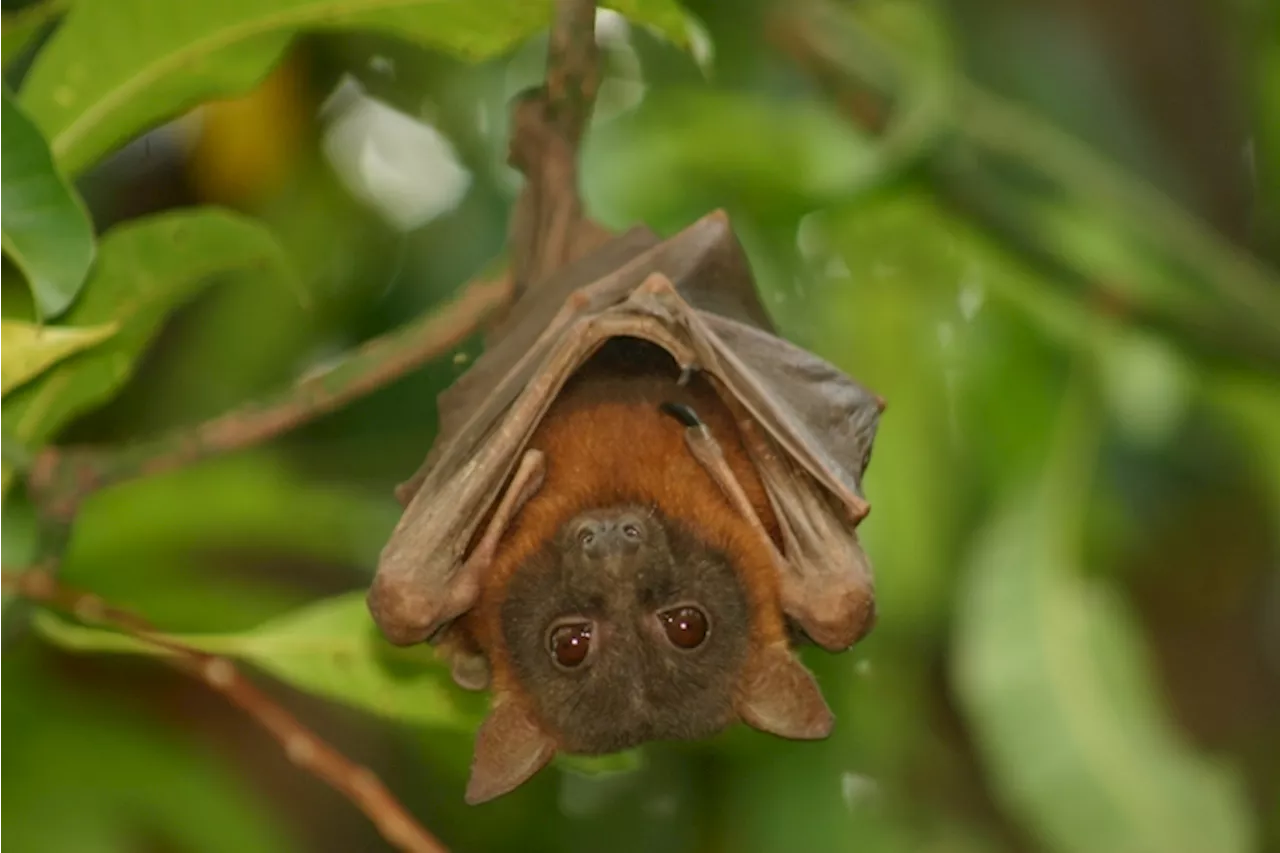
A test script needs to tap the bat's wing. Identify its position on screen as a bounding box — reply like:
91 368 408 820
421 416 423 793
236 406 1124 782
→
393 220 778 507
393 226 662 507
627 260 881 651
369 211 879 651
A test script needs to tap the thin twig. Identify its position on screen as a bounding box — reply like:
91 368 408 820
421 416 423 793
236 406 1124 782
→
544 0 601 147
2 569 449 853
26 275 513 522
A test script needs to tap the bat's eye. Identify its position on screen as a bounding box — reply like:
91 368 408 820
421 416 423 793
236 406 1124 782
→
622 523 641 540
659 606 709 650
547 620 593 669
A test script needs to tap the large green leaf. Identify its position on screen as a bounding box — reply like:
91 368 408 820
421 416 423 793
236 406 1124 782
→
20 0 695 176
1 208 297 494
0 318 116 395
37 591 486 729
952 388 1255 853
0 0 64 70
1 87 95 318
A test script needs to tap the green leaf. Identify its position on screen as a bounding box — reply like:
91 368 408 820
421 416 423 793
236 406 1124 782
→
1 87 95 318
3 650 297 853
19 0 696 177
0 317 117 395
2 208 296 454
952 385 1256 853
36 591 486 730
1 0 66 69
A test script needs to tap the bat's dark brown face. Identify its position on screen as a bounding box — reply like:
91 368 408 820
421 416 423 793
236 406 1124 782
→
499 504 753 754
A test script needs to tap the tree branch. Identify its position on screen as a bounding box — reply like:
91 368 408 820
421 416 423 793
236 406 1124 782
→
506 0 613 293
26 275 513 522
2 568 449 853
544 0 601 146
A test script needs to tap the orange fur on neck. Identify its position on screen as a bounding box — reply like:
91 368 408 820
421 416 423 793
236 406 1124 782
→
460 369 784 695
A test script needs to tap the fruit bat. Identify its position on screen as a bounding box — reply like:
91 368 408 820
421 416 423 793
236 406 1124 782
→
367 210 882 803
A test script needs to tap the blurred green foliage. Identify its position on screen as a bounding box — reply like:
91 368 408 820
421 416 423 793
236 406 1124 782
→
2 0 1278 851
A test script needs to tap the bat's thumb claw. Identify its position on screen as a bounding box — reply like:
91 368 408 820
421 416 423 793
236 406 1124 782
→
366 576 442 646
781 580 877 652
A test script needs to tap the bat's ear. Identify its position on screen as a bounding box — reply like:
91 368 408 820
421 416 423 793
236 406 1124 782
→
735 642 833 740
465 697 557 805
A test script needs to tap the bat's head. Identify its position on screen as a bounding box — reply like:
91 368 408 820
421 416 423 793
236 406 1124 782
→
465 503 832 804
504 503 753 751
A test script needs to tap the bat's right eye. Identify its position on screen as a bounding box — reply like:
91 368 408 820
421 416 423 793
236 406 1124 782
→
547 620 593 670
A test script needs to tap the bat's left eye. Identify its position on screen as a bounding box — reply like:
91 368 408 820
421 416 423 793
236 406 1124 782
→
659 606 709 650
622 523 641 540
547 620 594 670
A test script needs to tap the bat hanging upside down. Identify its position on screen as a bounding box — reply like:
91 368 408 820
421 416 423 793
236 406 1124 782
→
368 213 883 803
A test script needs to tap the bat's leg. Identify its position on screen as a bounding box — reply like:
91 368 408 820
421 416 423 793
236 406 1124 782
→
659 402 790 569
444 448 547 617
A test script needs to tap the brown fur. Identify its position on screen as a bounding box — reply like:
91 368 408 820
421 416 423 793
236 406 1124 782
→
461 368 786 697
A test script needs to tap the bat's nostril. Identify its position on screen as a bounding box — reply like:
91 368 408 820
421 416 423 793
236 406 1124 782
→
582 524 639 559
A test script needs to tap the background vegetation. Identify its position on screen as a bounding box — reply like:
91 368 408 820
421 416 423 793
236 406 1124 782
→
3 0 1278 851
